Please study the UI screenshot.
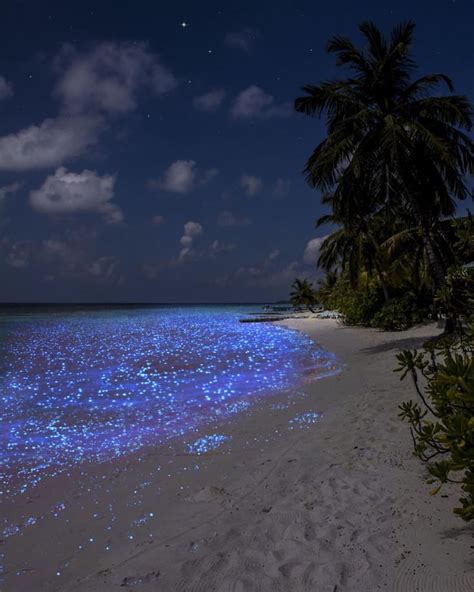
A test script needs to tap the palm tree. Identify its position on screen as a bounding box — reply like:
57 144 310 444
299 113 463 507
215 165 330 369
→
290 278 318 312
295 21 474 294
316 184 393 300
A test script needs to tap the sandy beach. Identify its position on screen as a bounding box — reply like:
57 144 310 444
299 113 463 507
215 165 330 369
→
4 318 474 591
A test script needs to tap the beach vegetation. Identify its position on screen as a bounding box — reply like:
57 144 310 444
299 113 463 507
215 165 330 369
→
398 311 474 520
289 278 318 312
294 20 474 332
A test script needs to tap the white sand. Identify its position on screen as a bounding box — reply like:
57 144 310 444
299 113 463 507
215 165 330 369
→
6 320 474 591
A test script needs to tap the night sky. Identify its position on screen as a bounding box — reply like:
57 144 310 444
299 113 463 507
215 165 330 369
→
0 0 473 303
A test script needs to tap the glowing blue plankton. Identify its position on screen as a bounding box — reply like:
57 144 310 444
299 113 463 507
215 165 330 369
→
288 411 322 429
0 306 338 496
186 434 231 455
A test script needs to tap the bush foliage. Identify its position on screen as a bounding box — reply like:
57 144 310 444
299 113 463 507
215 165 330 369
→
397 318 474 520
318 274 430 330
371 293 427 331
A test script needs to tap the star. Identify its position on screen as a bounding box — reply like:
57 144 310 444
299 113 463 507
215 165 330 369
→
180 21 188 28
208 49 213 54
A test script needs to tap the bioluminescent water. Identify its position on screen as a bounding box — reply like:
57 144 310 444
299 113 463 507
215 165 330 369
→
1 305 338 497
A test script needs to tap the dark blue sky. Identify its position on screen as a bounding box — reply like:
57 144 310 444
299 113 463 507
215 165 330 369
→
0 0 472 302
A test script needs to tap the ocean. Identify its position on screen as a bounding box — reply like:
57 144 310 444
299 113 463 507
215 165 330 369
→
0 304 338 497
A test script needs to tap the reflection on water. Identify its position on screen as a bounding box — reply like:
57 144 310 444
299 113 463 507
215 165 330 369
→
1 305 338 497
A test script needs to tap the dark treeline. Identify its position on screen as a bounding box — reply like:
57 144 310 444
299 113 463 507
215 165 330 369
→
291 21 474 332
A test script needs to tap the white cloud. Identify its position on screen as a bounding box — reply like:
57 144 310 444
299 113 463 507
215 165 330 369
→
241 174 263 196
231 85 291 119
156 160 196 193
179 220 203 262
0 115 101 171
0 76 13 100
30 167 123 224
216 210 251 226
55 42 177 115
224 29 257 52
151 160 218 193
193 89 226 111
0 43 176 172
303 236 328 265
0 182 22 206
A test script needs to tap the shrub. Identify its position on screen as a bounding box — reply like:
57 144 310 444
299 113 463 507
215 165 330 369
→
397 317 474 520
321 277 384 326
371 293 426 331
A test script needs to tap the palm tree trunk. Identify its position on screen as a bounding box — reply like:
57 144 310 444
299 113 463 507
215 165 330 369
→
374 263 390 302
411 208 454 332
421 230 446 290
412 207 446 290
420 226 456 333
368 235 390 302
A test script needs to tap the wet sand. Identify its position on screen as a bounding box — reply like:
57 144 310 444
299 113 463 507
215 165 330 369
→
4 319 474 591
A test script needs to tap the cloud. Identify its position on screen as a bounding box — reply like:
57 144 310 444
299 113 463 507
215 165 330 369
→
266 249 280 263
152 214 165 225
0 43 176 172
179 220 203 262
303 235 328 265
6 242 31 268
273 177 291 198
216 210 251 227
0 75 13 100
180 221 203 244
224 29 257 52
85 256 120 280
231 85 291 119
219 248 304 289
241 174 263 196
30 167 123 223
208 240 236 255
55 42 177 115
3 227 122 283
154 160 196 193
219 237 327 290
41 231 121 282
41 236 92 274
0 182 22 206
150 160 218 193
193 89 226 111
0 115 101 171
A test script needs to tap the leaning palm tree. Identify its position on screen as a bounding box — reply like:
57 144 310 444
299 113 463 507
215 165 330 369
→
317 216 391 301
289 278 318 312
316 184 394 300
295 21 474 293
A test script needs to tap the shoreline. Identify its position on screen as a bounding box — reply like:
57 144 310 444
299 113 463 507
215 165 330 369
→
5 319 474 591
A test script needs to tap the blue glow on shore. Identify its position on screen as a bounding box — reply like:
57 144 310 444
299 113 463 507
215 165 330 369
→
0 306 339 497
186 434 231 455
288 411 322 429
